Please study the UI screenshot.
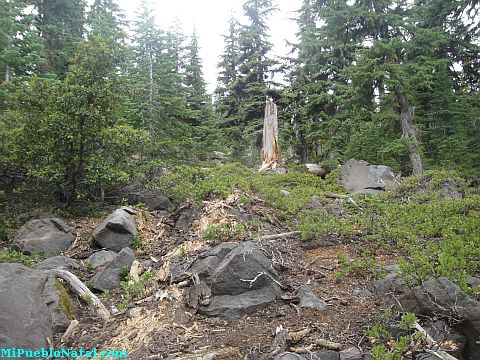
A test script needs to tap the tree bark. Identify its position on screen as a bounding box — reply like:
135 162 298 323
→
396 90 423 175
259 99 279 170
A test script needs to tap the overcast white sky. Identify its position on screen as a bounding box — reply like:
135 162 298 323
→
117 0 302 93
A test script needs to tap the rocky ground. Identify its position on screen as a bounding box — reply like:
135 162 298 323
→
1 160 479 360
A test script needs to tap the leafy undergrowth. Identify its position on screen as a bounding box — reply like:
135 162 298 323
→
156 165 480 292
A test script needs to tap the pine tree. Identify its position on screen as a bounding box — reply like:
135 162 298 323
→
215 0 277 158
184 27 210 126
0 0 44 82
35 0 85 77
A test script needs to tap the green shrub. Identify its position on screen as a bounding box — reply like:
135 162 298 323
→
0 249 42 267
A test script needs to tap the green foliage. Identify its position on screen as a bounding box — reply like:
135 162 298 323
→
0 249 42 267
367 311 414 360
201 223 247 243
335 252 377 279
119 266 130 282
3 38 151 203
120 270 156 310
296 210 354 241
131 233 143 250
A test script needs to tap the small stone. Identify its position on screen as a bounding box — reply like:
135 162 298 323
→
297 285 327 310
127 307 142 318
340 299 349 306
280 190 291 196
312 350 339 360
352 288 373 298
339 347 362 360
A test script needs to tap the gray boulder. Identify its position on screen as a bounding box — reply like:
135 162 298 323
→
13 218 75 257
86 250 117 268
297 285 327 310
92 209 137 252
37 256 81 271
91 247 135 291
128 190 173 211
192 242 282 317
399 277 480 356
0 263 53 349
340 159 398 195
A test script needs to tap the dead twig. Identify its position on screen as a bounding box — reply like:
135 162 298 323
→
61 320 79 343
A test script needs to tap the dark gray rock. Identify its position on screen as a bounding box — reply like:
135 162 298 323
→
190 256 222 281
423 320 466 358
399 277 480 357
0 263 52 349
340 159 398 195
175 207 202 232
208 241 281 296
192 242 282 317
296 285 327 310
91 248 135 291
198 287 278 318
274 167 288 175
13 218 75 257
37 256 81 271
42 274 73 333
127 189 173 211
273 352 307 360
312 350 340 360
202 242 237 259
92 209 137 252
86 250 117 268
339 347 362 360
373 273 406 294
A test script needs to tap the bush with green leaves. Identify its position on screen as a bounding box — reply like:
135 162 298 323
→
2 38 151 204
119 271 156 310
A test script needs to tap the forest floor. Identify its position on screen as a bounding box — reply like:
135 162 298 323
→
1 164 479 359
60 206 394 359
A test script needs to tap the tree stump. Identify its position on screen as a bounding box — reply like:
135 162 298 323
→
259 99 279 171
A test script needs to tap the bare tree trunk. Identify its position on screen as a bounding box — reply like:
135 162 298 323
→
396 90 423 175
148 51 155 135
259 99 279 171
292 114 307 163
5 66 11 82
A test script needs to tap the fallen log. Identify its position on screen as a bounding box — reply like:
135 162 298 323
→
50 269 110 321
256 231 301 242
